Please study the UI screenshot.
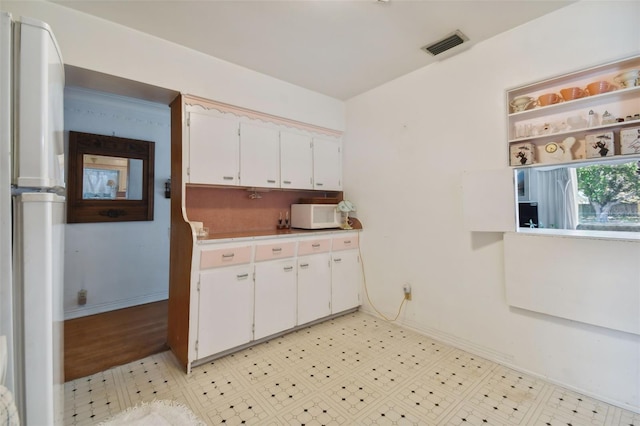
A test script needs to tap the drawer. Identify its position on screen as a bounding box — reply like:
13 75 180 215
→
297 239 331 256
200 245 252 269
332 234 359 251
255 241 296 261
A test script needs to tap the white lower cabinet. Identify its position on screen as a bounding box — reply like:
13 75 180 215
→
297 253 331 325
254 258 297 340
331 233 362 314
197 264 254 359
193 232 362 364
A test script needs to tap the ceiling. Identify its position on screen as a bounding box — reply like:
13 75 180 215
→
53 0 573 100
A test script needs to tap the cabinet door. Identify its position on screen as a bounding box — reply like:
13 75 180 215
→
188 111 239 185
297 253 331 325
313 137 342 191
254 259 297 340
239 122 280 188
280 131 313 190
197 264 253 359
331 250 362 314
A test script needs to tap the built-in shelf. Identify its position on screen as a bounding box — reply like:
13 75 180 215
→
507 54 640 168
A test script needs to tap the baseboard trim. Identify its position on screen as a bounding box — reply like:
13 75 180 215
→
64 292 169 320
359 306 640 415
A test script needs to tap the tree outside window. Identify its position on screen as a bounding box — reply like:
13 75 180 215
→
577 161 640 227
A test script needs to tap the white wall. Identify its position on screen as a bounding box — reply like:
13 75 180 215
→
63 87 171 319
345 1 640 412
0 0 347 319
2 1 345 131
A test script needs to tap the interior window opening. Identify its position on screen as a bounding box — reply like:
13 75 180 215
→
517 160 640 232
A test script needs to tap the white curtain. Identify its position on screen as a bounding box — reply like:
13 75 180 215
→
83 168 119 199
533 167 578 230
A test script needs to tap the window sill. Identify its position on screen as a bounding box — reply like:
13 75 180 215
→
516 227 640 242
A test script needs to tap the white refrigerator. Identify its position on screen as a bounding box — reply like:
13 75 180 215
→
0 11 65 426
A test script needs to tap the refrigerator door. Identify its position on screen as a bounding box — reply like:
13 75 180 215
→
13 193 65 426
14 16 65 190
0 12 15 392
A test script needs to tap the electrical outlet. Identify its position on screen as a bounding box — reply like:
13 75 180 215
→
403 283 412 301
78 289 87 305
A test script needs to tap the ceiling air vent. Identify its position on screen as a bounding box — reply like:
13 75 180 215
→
421 30 468 56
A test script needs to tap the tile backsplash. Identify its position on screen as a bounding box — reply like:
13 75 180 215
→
185 186 341 234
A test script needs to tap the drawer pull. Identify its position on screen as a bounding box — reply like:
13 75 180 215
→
284 266 294 272
311 243 321 248
236 273 249 279
315 182 324 187
344 240 351 244
333 258 342 263
222 253 235 259
283 180 292 184
272 247 282 252
267 179 276 184
300 263 309 268
223 176 234 180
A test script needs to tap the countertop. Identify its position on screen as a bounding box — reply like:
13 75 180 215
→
196 218 362 243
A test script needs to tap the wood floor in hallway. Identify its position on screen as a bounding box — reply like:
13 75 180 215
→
64 300 168 382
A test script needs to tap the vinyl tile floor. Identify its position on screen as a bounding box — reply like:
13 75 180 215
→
64 311 640 425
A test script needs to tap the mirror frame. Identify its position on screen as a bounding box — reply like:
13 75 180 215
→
67 131 155 223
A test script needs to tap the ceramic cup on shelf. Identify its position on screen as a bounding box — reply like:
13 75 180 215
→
537 92 562 106
614 69 640 88
586 80 616 95
510 96 536 112
560 87 586 101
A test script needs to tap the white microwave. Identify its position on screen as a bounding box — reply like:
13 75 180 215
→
290 204 340 229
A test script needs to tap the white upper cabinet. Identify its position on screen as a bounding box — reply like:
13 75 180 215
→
186 103 342 191
239 122 280 188
187 111 239 185
313 137 342 191
280 131 313 190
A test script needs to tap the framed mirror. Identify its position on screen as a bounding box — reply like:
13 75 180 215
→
67 131 155 223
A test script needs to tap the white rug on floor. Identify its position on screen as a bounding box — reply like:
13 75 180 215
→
98 400 206 426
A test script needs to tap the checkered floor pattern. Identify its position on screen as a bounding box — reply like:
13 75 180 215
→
64 311 639 425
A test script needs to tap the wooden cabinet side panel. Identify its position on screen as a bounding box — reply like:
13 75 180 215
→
168 95 194 372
